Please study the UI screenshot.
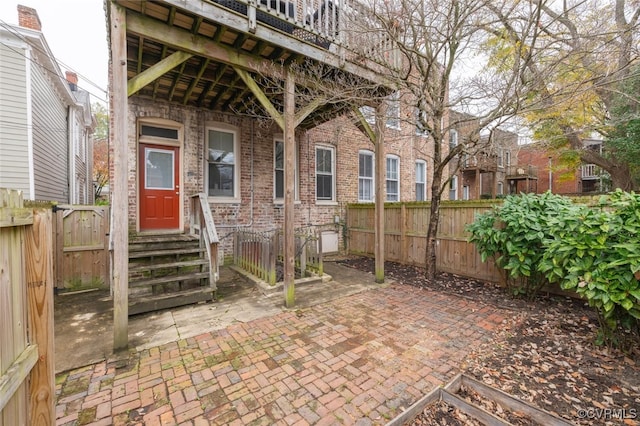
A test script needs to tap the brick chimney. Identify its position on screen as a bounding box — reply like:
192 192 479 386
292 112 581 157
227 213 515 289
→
17 5 42 31
66 71 78 91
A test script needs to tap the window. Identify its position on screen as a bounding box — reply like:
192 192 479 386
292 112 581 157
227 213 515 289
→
358 150 374 202
415 160 426 201
207 127 239 199
449 175 458 200
462 185 470 200
316 146 335 202
505 151 511 167
497 181 504 195
359 106 375 125
386 155 400 201
274 139 299 201
449 129 459 151
386 91 400 129
497 148 504 168
415 108 429 136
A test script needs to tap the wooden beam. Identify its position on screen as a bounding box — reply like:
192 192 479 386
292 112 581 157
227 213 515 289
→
110 1 129 351
127 50 193 96
25 208 55 424
283 68 295 308
0 345 38 413
294 97 324 127
183 57 210 105
352 106 376 142
168 60 188 102
233 67 285 130
126 13 268 76
374 104 385 283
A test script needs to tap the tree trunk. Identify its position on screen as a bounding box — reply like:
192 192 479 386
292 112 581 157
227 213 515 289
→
425 172 443 282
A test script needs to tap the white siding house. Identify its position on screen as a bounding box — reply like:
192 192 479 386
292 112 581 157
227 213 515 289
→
0 5 95 203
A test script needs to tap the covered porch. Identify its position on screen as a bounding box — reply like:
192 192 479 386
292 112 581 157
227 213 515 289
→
108 0 395 348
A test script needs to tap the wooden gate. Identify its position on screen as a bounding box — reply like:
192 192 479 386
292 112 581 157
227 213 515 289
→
0 188 55 425
53 205 110 291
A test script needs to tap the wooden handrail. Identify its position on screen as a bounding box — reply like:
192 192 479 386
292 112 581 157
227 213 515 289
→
190 193 219 291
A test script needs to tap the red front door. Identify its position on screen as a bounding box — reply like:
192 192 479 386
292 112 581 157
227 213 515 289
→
139 144 180 231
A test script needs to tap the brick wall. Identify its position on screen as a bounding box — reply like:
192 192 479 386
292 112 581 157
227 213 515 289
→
518 143 580 194
124 96 437 256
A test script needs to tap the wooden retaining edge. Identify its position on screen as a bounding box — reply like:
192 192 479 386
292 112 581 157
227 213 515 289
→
385 373 576 426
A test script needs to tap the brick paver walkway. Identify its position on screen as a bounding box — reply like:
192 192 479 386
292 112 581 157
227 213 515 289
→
55 284 506 425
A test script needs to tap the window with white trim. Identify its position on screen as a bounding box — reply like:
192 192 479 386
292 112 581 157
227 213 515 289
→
463 185 470 200
358 150 374 202
386 91 400 129
274 139 299 201
316 145 335 202
505 151 511 167
386 155 400 201
449 129 459 151
359 106 375 125
206 127 239 200
449 175 458 200
415 160 426 201
497 148 504 168
497 181 504 195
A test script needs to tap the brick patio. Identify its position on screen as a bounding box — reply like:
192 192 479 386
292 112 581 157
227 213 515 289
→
55 284 506 425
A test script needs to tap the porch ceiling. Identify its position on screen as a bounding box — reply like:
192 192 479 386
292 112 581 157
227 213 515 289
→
115 0 393 130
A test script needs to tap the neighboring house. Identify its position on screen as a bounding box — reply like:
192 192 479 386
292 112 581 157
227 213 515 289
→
448 111 520 200
517 138 608 195
0 6 95 204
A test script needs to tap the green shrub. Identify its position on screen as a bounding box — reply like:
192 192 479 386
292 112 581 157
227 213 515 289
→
466 192 573 299
539 190 640 348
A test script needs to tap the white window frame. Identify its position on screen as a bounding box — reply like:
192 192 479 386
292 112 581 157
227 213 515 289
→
206 125 240 202
497 181 504 195
449 129 459 151
505 151 511 167
462 185 470 200
273 138 299 203
358 150 374 202
449 175 458 200
386 155 400 201
359 106 375 126
386 91 401 130
315 145 336 203
497 148 504 168
415 160 427 201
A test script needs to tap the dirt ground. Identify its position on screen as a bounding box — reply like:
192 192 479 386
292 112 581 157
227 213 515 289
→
337 257 640 426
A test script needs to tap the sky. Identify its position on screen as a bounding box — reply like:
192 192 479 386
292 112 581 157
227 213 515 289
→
0 0 109 105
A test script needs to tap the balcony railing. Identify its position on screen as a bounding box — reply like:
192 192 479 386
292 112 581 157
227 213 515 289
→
461 155 499 172
506 165 538 179
209 0 400 68
581 164 602 179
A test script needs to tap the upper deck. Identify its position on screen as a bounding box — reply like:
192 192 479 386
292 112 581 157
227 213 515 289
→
113 0 398 128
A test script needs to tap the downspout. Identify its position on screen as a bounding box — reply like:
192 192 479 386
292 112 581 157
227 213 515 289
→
68 105 73 203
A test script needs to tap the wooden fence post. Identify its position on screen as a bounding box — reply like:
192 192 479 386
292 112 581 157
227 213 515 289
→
25 208 55 425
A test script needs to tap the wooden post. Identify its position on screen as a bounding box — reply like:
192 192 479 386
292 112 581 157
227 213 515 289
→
25 208 55 425
283 69 295 307
374 104 385 283
110 1 130 351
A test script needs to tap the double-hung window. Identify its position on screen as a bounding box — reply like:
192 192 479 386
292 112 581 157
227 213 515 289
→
316 146 335 202
386 155 400 201
207 127 239 200
358 150 374 202
415 160 426 201
449 129 459 153
449 175 458 200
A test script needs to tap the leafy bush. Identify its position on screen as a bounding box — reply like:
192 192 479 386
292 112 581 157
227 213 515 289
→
466 192 574 299
539 190 640 348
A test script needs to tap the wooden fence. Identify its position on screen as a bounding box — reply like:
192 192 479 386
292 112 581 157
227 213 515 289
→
53 205 110 292
0 189 55 425
234 227 324 285
347 202 503 283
